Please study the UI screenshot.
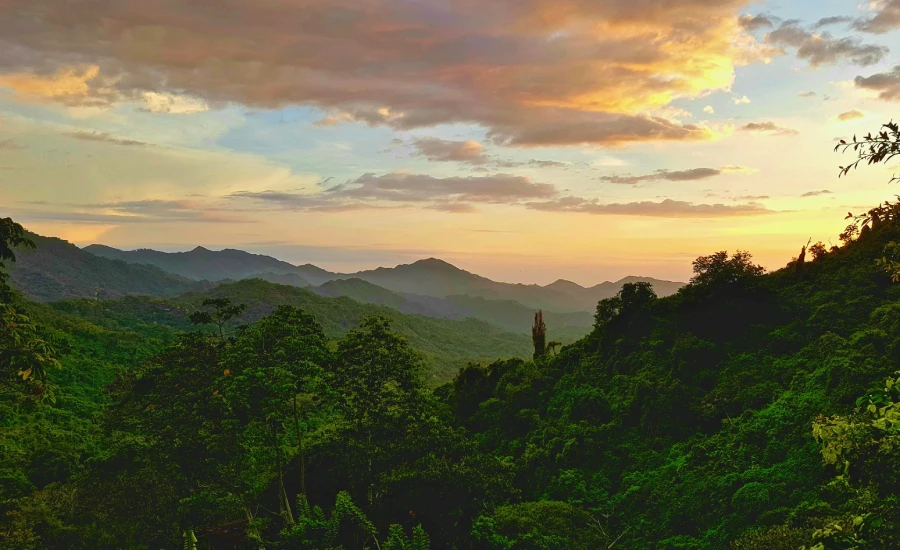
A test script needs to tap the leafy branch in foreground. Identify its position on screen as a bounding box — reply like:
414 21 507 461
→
835 121 900 183
836 121 900 281
0 217 60 400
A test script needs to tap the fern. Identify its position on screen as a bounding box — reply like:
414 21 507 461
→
183 529 198 550
382 524 430 550
410 525 430 550
325 491 379 547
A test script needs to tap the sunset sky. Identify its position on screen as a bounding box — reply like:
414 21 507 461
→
3 0 900 284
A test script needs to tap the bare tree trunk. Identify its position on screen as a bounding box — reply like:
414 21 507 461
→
293 395 306 497
271 422 294 525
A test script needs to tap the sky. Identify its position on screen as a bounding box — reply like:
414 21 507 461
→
2 1 900 285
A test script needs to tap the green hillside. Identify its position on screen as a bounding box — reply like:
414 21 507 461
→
312 277 409 309
178 279 534 382
313 279 593 342
47 279 535 383
445 294 592 340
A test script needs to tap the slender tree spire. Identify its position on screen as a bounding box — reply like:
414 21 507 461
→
532 310 547 360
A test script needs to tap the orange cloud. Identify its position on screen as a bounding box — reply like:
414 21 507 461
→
0 66 109 105
0 0 760 146
837 109 865 121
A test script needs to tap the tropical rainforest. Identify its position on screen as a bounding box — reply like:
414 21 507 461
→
4 127 900 549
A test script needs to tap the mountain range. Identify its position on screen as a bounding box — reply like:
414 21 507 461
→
83 244 684 313
6 230 684 347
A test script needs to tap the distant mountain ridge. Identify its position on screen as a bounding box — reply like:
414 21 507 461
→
350 257 683 312
307 278 593 339
84 244 330 284
83 246 685 312
9 234 213 302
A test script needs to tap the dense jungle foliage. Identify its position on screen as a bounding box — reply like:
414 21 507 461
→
5 126 900 548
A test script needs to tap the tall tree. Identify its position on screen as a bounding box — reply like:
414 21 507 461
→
189 298 248 341
325 317 427 508
221 305 330 522
532 311 546 360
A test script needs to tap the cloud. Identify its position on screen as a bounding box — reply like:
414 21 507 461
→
599 165 755 185
703 105 715 114
427 202 478 214
525 160 570 169
411 138 489 165
720 165 759 174
734 195 769 200
798 91 816 98
524 197 773 217
837 109 865 121
0 66 118 106
140 92 209 114
312 115 343 127
0 139 24 151
65 131 150 147
765 22 888 67
231 172 560 213
91 199 254 222
338 173 558 203
0 0 762 147
814 16 853 29
10 199 251 224
739 14 775 32
228 168 769 218
855 66 900 101
492 158 571 169
738 121 799 136
733 95 752 104
801 190 832 197
853 0 900 34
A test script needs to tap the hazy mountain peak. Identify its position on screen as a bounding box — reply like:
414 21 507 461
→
410 257 462 271
545 279 586 291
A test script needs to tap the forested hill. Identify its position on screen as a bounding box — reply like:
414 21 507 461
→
8 232 213 301
310 278 593 339
8 198 900 548
47 278 539 382
438 212 900 548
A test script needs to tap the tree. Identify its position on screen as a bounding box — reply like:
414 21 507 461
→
593 296 621 330
473 501 610 549
103 332 235 535
618 282 657 312
809 241 827 260
0 218 34 301
593 282 656 331
102 306 332 547
0 217 60 400
189 298 248 340
327 317 427 507
689 250 765 288
804 372 900 548
221 305 330 521
546 341 562 356
532 311 547 360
